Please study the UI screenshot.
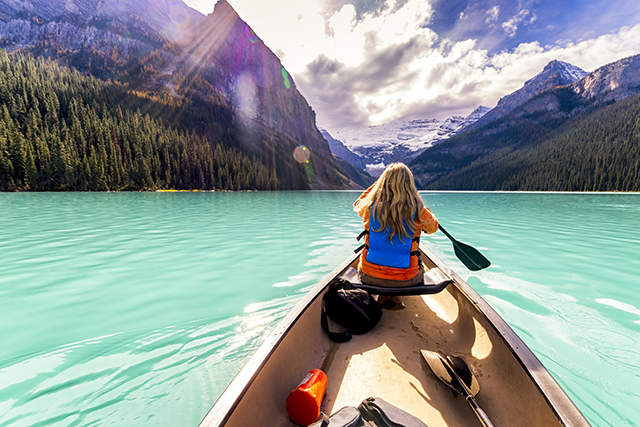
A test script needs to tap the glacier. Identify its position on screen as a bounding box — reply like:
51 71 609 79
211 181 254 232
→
324 106 490 177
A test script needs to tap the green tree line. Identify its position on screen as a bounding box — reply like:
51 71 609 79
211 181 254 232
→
415 89 640 191
0 50 279 191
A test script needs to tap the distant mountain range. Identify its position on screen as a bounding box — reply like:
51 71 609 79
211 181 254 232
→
321 60 591 178
0 0 362 190
321 106 490 177
409 54 640 191
324 55 640 191
1 0 638 192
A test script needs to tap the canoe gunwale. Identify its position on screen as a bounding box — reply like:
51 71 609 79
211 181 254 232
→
198 247 590 427
421 245 590 427
198 252 361 427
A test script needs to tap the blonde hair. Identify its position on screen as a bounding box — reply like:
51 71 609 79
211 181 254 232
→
354 163 424 241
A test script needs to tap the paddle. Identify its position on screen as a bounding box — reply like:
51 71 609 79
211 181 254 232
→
438 224 491 271
421 350 495 427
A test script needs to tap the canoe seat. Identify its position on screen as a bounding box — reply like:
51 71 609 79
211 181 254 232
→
337 267 452 296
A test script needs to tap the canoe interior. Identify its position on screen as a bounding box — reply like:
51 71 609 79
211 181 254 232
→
200 248 589 427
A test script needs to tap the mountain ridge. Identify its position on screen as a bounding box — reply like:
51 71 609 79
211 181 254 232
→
325 106 490 176
572 53 640 103
409 54 640 191
466 60 588 131
0 0 358 190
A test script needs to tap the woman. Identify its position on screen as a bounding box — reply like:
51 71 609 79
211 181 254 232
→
353 163 438 287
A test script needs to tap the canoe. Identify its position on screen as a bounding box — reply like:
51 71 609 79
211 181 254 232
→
199 246 591 427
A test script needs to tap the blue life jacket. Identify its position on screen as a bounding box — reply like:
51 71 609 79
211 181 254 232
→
365 209 417 269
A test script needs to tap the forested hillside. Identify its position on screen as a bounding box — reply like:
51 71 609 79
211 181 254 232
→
0 51 282 191
0 0 355 191
417 91 640 191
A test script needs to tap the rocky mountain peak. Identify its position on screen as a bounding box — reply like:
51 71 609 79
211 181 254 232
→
463 105 490 122
213 0 230 14
0 0 348 189
467 59 587 130
540 59 588 83
571 53 640 103
505 59 587 106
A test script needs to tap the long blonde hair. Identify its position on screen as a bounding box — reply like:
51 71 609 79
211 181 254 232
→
354 163 424 241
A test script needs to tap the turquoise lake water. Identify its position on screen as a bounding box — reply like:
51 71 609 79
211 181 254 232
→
1 192 639 426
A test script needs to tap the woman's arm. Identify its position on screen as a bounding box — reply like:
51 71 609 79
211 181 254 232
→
353 183 375 208
420 207 438 234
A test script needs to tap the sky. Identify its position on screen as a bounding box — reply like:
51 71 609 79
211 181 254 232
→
182 0 640 134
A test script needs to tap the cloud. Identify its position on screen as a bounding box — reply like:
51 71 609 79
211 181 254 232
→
297 17 640 134
324 0 394 21
502 9 530 37
191 0 640 135
296 32 433 129
298 55 370 129
485 6 500 24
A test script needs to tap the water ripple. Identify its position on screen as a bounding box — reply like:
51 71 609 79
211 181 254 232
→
1 192 640 427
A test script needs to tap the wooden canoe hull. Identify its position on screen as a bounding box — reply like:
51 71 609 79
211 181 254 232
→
199 247 590 427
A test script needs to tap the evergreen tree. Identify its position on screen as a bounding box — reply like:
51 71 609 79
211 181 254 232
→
0 50 290 191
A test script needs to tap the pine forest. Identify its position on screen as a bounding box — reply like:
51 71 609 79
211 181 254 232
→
0 50 280 191
413 88 640 192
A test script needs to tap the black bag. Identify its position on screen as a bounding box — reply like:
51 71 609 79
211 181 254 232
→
321 280 382 343
310 397 429 427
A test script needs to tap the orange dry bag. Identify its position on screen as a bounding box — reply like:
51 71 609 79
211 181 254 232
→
286 369 328 425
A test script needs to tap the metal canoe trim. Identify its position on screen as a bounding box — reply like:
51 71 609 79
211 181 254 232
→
420 244 591 427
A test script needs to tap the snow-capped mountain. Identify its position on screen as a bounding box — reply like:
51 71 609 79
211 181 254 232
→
325 106 490 176
467 60 588 131
410 54 640 190
460 105 493 127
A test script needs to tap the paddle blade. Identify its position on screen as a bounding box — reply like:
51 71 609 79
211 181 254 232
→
452 241 491 271
420 350 464 395
423 350 495 427
438 224 491 271
447 355 480 396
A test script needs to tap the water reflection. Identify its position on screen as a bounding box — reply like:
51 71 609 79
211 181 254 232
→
1 192 639 426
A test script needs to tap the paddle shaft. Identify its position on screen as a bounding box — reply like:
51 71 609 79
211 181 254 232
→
465 394 495 427
437 224 457 242
442 361 496 427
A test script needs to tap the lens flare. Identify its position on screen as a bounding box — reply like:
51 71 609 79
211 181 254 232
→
281 68 291 89
293 146 311 163
245 24 260 43
234 72 258 117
